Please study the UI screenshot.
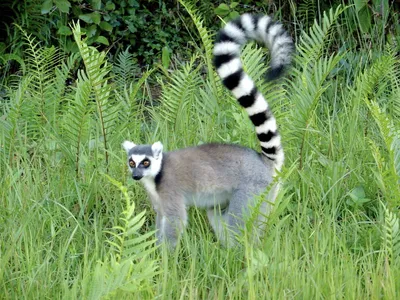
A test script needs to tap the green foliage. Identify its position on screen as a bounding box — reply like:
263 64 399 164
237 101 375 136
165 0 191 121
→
346 185 371 208
62 70 92 175
381 203 400 265
1 2 400 298
287 6 345 169
214 2 240 22
179 0 219 94
351 49 400 209
297 0 317 29
353 0 389 33
112 46 139 89
82 175 157 299
37 0 193 65
154 56 203 131
0 25 72 168
73 21 117 168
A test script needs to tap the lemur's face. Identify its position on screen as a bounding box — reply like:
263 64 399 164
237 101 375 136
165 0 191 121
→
122 141 163 181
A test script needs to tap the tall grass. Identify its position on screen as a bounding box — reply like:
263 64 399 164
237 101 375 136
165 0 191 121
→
1 3 399 299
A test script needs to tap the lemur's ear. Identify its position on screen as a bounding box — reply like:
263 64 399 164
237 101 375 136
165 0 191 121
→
151 141 163 159
122 140 136 154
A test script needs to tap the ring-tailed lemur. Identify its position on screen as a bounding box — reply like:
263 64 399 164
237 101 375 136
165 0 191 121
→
123 14 293 247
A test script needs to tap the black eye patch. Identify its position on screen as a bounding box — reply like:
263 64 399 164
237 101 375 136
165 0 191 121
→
140 159 151 168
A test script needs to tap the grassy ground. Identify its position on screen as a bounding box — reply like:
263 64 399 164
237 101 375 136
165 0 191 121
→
1 4 399 299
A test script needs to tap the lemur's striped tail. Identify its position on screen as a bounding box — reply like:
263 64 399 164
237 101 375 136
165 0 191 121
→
213 14 293 171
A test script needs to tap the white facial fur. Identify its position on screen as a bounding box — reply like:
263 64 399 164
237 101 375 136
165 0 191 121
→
128 154 161 178
146 152 163 178
122 141 164 180
129 154 146 169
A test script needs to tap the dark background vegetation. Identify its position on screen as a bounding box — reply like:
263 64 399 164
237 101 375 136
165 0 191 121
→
1 0 399 74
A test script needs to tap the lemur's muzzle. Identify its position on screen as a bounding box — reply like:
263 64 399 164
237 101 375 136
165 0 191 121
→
132 174 142 181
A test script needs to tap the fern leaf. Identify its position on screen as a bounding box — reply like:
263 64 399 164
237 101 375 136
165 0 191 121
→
112 68 154 141
365 102 400 207
382 203 400 264
112 46 139 90
0 76 32 166
72 22 117 168
298 0 317 29
0 53 26 75
153 56 203 132
53 52 80 111
84 175 158 298
356 52 400 207
297 5 344 67
285 6 346 169
288 53 343 168
14 25 63 140
61 71 93 175
178 0 217 90
103 174 157 261
393 133 400 183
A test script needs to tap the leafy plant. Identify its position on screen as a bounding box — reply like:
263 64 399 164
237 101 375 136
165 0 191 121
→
214 2 240 22
72 21 117 169
61 70 92 175
353 0 389 33
82 175 158 299
346 185 371 208
179 0 218 90
38 0 193 65
381 203 400 265
352 49 400 209
287 5 345 169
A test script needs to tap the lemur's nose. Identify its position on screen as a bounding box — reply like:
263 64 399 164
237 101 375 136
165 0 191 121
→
132 175 142 181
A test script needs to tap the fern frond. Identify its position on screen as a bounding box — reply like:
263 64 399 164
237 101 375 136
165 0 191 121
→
0 76 32 166
86 254 157 299
365 102 400 207
104 175 157 261
153 55 203 132
0 53 26 75
84 175 158 298
178 0 217 90
53 52 80 111
298 0 317 29
393 133 400 184
285 6 346 168
381 203 400 264
353 54 396 101
356 52 400 207
14 25 63 138
380 46 400 120
113 68 155 139
61 71 93 175
297 5 344 68
73 22 118 168
112 47 139 90
288 53 343 168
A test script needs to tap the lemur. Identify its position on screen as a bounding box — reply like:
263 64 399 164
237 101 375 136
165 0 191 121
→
123 13 293 247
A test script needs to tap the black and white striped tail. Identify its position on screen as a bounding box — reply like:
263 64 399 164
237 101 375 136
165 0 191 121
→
213 14 293 171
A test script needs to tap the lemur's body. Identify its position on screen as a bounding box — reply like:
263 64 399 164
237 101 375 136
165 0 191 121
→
123 14 293 247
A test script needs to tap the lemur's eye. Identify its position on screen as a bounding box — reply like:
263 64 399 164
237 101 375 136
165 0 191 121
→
142 160 150 167
129 160 136 168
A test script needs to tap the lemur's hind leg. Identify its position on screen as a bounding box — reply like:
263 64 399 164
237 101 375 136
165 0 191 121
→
222 183 271 246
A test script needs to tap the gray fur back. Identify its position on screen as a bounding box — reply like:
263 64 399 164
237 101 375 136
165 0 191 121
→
156 144 274 199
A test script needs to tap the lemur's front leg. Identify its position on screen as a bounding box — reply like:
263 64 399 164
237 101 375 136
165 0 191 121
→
156 197 187 247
